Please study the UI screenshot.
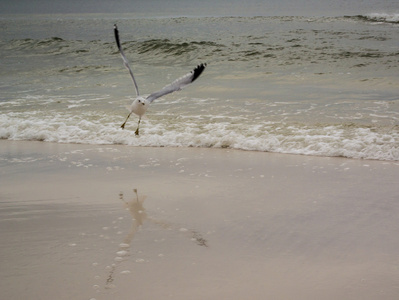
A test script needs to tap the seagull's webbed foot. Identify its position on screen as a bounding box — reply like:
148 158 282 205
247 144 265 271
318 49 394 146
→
121 112 132 130
135 128 139 136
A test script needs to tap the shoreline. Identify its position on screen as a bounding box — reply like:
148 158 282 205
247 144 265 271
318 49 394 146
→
1 140 399 299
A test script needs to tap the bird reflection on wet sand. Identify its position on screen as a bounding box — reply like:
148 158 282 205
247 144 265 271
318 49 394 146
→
105 189 208 289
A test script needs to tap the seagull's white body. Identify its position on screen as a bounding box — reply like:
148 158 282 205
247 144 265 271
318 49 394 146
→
114 24 206 135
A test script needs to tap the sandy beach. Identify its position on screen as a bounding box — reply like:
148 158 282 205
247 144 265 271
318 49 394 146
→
1 140 398 300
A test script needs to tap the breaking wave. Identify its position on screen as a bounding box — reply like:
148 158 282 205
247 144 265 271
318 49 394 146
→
352 13 399 24
1 112 398 161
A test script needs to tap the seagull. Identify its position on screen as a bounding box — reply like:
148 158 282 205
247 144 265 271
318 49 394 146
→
114 24 206 135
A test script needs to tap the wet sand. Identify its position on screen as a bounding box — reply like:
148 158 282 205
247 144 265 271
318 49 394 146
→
1 140 399 300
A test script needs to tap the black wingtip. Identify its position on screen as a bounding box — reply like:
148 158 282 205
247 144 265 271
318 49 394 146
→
114 24 122 51
192 63 207 82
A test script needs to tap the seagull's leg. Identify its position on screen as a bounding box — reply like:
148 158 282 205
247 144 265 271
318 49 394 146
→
121 112 132 129
135 117 141 136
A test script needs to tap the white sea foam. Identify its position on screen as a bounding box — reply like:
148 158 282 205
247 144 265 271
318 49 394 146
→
364 13 399 24
1 112 398 161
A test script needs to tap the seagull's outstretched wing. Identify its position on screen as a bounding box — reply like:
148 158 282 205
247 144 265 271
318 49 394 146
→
146 63 207 103
114 24 140 97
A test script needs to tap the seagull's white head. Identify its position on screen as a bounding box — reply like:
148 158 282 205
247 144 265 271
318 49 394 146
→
130 96 149 117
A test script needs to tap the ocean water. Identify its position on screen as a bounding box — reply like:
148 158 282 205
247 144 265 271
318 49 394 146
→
1 11 399 160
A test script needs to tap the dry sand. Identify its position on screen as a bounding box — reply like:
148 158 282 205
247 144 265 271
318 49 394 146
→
1 140 399 300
